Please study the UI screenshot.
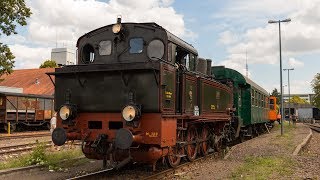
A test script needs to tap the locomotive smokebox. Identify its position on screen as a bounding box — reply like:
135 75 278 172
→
52 127 67 146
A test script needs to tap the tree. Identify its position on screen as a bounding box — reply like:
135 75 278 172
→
0 0 31 75
289 95 308 104
311 73 320 108
271 88 280 105
39 60 58 68
0 44 15 74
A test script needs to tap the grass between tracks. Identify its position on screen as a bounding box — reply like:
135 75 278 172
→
231 122 297 179
0 141 85 171
231 156 294 179
273 121 297 151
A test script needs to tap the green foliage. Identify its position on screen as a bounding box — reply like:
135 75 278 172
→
0 142 83 170
231 156 294 179
0 0 32 36
289 95 308 104
311 73 320 108
39 60 58 68
26 142 47 165
0 0 31 76
271 88 280 105
0 43 14 75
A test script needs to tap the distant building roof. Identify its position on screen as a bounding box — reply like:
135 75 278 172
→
0 68 55 96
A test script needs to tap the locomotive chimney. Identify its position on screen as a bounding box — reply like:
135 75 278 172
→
206 59 212 76
117 15 122 24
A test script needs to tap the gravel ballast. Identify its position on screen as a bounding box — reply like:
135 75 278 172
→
169 123 318 179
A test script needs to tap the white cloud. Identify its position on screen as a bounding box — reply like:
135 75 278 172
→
287 58 304 68
26 0 191 46
287 80 312 94
215 0 320 73
9 44 51 69
218 31 239 45
5 0 193 69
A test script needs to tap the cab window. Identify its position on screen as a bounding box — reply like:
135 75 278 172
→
129 38 143 54
99 40 112 55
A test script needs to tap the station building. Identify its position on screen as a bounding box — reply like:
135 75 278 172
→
283 93 315 104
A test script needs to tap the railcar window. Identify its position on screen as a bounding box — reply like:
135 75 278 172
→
38 98 45 110
99 40 112 55
44 99 53 110
129 38 143 54
270 99 275 104
147 39 164 59
82 44 95 63
6 96 17 111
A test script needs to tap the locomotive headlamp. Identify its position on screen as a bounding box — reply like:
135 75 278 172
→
112 23 122 34
59 105 77 121
122 105 140 122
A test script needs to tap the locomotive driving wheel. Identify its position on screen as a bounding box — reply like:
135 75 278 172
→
186 125 198 161
200 126 210 156
167 146 182 168
166 130 184 168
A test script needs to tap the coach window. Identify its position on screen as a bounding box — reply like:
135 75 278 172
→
129 38 143 54
251 89 254 106
255 91 258 106
258 93 261 107
99 40 112 55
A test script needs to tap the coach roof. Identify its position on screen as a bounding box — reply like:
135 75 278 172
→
212 66 269 95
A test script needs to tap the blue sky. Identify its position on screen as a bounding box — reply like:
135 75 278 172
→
1 0 319 94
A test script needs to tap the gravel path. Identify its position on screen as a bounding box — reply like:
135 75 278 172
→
169 123 315 179
293 128 320 179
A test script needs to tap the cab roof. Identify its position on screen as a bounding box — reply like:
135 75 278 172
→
76 22 198 55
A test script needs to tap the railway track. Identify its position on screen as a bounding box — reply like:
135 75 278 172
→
0 132 51 140
0 141 52 155
0 141 81 156
67 150 225 180
142 153 222 180
307 123 320 133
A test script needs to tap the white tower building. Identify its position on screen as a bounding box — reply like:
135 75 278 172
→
51 48 76 65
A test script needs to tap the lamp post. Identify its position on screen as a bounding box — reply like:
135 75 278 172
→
283 68 294 124
268 18 291 136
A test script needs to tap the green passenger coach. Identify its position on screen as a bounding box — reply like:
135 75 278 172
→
212 66 270 137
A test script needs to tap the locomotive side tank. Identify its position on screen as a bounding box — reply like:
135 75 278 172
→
49 19 233 169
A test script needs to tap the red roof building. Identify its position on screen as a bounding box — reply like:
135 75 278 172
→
0 68 55 96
